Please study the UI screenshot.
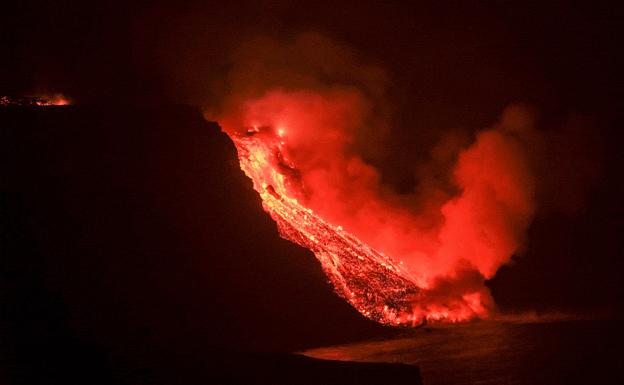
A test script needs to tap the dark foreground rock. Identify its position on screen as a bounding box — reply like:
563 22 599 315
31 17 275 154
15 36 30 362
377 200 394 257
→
1 105 416 384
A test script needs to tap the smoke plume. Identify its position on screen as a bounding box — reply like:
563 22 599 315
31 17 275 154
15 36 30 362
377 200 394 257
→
211 32 598 321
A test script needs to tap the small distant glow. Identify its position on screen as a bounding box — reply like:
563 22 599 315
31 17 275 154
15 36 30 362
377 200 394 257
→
0 93 71 106
38 94 71 106
277 127 286 137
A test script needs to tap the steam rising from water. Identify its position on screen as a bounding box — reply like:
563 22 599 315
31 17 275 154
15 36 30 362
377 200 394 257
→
210 33 599 323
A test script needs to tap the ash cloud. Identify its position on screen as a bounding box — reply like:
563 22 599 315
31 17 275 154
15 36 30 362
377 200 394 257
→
213 32 602 320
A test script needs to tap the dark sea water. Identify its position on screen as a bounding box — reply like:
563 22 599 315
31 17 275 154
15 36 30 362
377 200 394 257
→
302 319 624 385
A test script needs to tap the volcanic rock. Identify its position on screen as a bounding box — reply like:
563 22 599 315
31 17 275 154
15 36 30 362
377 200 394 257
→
1 105 416 384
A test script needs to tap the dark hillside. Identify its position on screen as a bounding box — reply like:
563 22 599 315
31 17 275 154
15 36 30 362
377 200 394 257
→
1 105 414 384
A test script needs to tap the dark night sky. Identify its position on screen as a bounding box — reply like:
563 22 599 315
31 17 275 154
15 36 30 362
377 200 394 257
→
4 0 623 178
2 1 624 383
3 0 624 312
4 1 623 111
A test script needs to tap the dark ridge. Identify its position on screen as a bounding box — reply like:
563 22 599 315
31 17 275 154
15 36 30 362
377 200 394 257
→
0 105 416 384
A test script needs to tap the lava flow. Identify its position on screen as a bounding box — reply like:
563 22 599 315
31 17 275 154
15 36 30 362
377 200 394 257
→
219 89 535 326
232 130 421 325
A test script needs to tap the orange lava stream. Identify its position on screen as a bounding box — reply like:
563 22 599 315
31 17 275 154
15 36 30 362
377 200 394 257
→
229 129 434 325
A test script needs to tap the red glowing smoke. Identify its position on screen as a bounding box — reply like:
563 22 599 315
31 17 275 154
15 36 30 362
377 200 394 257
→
209 33 596 324
217 86 536 322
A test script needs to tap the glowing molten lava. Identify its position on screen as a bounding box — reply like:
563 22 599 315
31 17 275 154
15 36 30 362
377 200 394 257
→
232 130 421 325
218 90 534 326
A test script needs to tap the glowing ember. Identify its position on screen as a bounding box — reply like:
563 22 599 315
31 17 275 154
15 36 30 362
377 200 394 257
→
34 93 71 106
218 90 535 326
0 94 71 106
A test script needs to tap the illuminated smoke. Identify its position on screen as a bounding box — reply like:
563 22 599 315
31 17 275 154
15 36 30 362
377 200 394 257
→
210 33 545 324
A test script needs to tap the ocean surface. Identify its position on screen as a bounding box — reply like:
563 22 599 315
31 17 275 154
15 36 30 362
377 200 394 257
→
302 319 623 385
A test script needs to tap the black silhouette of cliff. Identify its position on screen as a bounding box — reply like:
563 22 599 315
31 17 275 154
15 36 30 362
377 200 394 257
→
1 105 419 385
